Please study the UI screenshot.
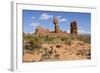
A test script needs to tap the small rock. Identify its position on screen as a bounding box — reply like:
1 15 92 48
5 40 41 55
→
56 44 62 48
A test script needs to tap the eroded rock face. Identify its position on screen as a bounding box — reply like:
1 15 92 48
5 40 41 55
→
35 26 50 35
35 17 62 35
70 21 78 35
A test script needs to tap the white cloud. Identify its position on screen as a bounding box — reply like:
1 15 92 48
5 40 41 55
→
78 29 85 34
56 16 67 22
59 18 67 22
78 27 85 34
78 26 90 34
66 29 90 34
57 16 62 19
78 29 90 34
31 16 35 19
31 22 39 27
39 13 53 20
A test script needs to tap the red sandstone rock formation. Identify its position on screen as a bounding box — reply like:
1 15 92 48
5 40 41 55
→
35 26 50 35
53 17 61 33
70 21 78 35
34 17 73 36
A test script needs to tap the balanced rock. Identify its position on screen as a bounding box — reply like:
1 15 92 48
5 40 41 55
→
53 17 61 33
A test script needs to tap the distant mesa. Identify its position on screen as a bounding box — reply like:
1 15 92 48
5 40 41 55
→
35 17 78 36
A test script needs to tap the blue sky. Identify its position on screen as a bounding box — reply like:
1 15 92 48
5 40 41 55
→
23 10 91 34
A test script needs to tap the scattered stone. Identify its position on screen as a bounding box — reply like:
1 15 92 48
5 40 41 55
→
76 49 91 57
56 44 62 48
50 46 53 49
54 54 60 59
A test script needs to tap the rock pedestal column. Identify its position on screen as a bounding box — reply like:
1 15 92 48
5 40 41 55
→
70 21 78 35
53 17 60 33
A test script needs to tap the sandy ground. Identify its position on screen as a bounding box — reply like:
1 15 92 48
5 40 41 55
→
23 40 91 62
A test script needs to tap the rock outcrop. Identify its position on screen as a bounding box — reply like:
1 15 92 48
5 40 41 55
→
35 26 50 35
35 17 78 36
70 21 78 35
53 17 61 33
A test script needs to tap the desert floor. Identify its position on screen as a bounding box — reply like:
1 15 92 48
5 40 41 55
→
23 40 91 62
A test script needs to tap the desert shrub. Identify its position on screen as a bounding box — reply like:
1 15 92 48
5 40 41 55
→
29 39 42 51
24 40 42 51
70 35 77 40
23 35 42 51
41 47 54 60
32 35 41 41
41 35 52 43
24 34 33 41
52 38 62 44
60 36 72 45
66 38 72 45
44 35 49 41
62 36 72 45
33 35 68 44
61 36 68 41
77 35 91 44
47 36 55 42
41 48 50 59
24 43 32 50
60 37 67 43
43 35 61 44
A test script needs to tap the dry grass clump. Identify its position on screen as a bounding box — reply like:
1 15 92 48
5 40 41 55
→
76 49 91 59
77 34 91 44
23 34 42 51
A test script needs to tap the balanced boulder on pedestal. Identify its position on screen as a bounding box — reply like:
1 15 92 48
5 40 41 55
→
53 17 61 33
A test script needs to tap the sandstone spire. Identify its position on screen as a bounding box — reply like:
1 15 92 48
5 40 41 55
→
70 21 78 35
53 17 60 33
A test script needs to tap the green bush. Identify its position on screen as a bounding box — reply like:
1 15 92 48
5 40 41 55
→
24 34 33 41
61 36 68 41
61 36 72 45
77 35 91 44
66 37 72 45
23 35 42 51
